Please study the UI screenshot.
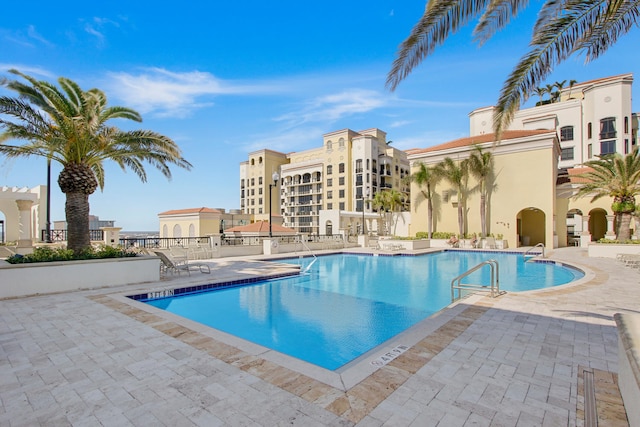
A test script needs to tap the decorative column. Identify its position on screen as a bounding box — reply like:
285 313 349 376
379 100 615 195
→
101 227 122 247
580 215 591 247
605 215 617 239
15 199 34 254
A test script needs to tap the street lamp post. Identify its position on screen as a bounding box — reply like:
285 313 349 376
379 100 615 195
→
269 171 280 238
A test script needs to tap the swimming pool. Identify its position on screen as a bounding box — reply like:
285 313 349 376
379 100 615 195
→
140 251 583 370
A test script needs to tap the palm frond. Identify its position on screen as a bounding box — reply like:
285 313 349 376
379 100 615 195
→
387 0 490 91
474 0 530 45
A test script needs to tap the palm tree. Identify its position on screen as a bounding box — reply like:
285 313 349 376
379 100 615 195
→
468 146 494 237
567 79 578 99
0 70 192 253
573 149 640 241
386 1 639 137
411 162 442 238
437 157 469 237
533 87 547 106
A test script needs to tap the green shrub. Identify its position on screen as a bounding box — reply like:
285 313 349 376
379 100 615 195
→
6 245 137 264
597 238 640 244
431 231 456 239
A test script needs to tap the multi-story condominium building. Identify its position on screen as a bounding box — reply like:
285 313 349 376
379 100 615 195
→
240 128 410 234
469 73 637 169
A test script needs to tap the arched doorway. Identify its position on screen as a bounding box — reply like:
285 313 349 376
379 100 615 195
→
517 207 546 246
325 220 333 236
589 208 608 241
566 208 583 246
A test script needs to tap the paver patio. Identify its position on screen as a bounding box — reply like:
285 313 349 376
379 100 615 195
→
0 247 634 426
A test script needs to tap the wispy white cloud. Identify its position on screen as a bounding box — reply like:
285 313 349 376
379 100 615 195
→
105 68 284 117
26 25 53 47
84 23 105 46
1 25 54 49
240 125 326 153
275 89 387 127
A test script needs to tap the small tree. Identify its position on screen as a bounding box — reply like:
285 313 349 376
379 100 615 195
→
468 146 494 238
437 157 469 237
573 150 640 241
411 162 442 238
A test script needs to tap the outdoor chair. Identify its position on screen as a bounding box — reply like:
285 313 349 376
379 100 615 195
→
154 251 210 276
484 237 496 249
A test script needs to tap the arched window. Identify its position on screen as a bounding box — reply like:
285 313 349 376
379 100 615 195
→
172 224 182 238
326 140 333 150
162 224 168 238
189 224 195 237
560 126 574 141
338 138 345 148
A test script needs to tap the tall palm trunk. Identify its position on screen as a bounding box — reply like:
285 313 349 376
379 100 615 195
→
480 193 486 237
427 193 433 239
457 201 464 237
65 192 91 253
58 163 98 254
618 213 633 241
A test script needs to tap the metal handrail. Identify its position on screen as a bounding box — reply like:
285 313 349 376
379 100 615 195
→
451 259 502 302
300 239 318 274
523 243 545 259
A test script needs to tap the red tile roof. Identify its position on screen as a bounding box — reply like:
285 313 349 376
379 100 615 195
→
406 130 554 155
158 207 221 216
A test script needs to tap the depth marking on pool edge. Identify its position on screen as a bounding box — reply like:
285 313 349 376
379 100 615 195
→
370 345 410 367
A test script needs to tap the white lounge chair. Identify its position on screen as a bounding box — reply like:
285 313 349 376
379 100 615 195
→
484 237 496 249
154 251 210 276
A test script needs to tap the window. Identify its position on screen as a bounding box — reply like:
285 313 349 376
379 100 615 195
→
326 165 333 175
587 122 592 139
625 116 629 133
339 176 345 185
258 188 262 195
338 138 345 148
251 178 255 186
258 198 262 205
600 140 616 155
560 126 574 141
327 178 333 187
259 176 262 185
600 117 616 139
588 144 593 158
327 141 333 150
560 147 574 161
355 159 363 173
339 163 345 173
251 189 255 196
339 189 345 198
327 191 333 199
327 203 333 210
625 139 630 154
339 202 345 210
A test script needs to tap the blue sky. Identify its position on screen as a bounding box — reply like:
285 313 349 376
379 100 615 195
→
2 1 639 231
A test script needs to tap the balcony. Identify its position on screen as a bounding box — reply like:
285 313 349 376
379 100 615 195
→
600 131 617 139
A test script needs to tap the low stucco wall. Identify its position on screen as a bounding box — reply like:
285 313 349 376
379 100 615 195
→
614 313 640 427
378 239 430 250
0 256 160 299
588 244 640 258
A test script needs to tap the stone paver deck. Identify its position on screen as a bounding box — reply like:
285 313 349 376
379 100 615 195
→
0 247 635 426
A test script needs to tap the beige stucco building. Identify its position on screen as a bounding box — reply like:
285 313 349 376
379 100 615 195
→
158 207 252 238
408 73 637 249
240 128 409 235
0 185 47 249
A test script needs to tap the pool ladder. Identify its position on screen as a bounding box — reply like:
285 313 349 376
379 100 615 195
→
299 239 318 274
523 243 545 259
450 259 504 302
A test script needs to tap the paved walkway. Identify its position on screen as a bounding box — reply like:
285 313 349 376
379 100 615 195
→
0 247 635 426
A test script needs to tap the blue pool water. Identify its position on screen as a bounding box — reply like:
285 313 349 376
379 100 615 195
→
142 251 583 370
